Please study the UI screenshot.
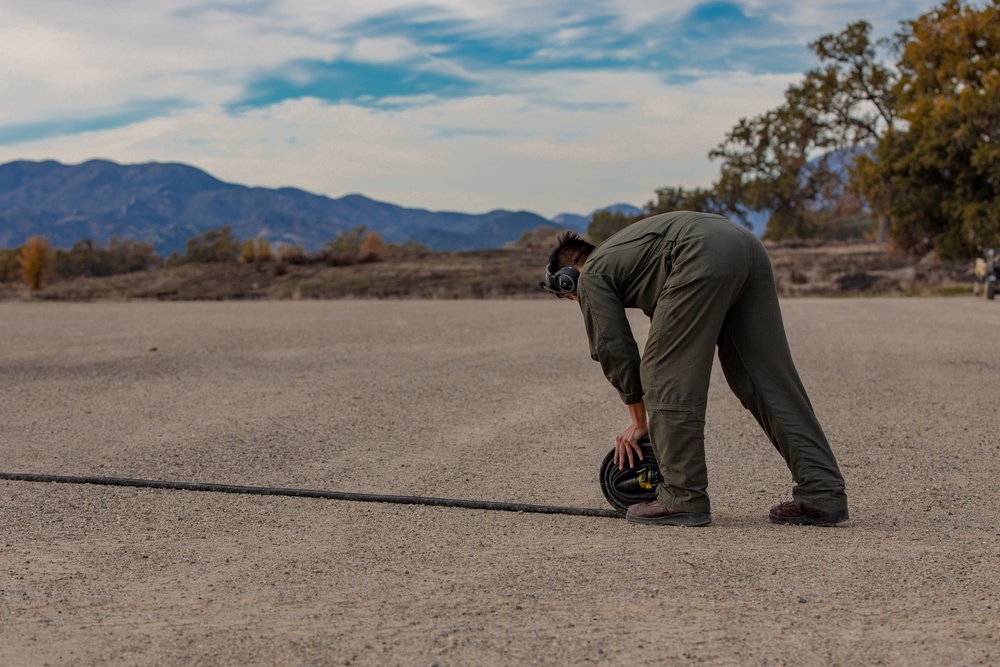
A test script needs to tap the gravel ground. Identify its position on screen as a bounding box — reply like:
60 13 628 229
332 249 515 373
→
1 298 998 666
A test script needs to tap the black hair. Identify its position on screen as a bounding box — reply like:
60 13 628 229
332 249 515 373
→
547 231 596 272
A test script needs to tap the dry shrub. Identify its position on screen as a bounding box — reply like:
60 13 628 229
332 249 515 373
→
276 243 308 265
18 236 54 291
383 241 430 259
359 232 387 262
238 240 256 264
240 239 275 264
256 238 273 262
324 253 358 267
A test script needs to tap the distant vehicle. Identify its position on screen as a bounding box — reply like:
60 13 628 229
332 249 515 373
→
975 248 1000 300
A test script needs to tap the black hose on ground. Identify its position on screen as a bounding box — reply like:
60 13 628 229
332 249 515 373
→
0 471 623 518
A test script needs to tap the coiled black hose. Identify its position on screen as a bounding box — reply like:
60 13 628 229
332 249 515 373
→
598 437 661 513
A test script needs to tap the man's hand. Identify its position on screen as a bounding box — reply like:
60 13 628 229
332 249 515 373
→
615 423 648 470
614 400 648 470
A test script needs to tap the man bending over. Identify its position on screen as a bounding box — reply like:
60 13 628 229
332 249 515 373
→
540 212 849 527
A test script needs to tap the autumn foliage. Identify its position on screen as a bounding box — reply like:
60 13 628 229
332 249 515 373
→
359 232 387 262
18 236 54 291
239 238 273 263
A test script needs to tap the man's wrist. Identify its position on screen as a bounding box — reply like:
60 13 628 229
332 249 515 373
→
626 400 647 428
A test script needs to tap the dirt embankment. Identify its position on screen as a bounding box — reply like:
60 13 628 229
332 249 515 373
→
764 241 974 296
0 240 978 301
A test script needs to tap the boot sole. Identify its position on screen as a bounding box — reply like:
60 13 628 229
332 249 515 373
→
769 509 849 526
626 512 712 527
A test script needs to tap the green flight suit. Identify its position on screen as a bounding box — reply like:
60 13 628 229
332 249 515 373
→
577 211 847 513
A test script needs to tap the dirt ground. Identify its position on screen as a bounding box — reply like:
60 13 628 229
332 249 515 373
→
1 298 998 666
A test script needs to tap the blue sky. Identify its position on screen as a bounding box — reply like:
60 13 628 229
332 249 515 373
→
0 1 940 218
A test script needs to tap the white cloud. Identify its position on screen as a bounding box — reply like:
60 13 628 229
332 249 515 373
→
744 0 928 32
345 37 427 64
0 0 943 218
1 65 798 217
0 3 335 115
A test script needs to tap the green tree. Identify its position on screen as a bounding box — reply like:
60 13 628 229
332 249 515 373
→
857 0 1000 257
180 227 241 263
0 249 19 282
322 226 368 265
643 185 730 219
107 236 158 273
324 226 366 254
587 209 631 244
646 21 897 242
710 84 834 240
805 21 900 242
808 22 898 148
54 237 158 278
54 239 114 278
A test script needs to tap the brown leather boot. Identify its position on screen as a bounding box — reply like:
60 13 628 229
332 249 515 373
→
769 501 849 526
625 501 712 526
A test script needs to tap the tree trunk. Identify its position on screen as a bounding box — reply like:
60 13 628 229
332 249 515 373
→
876 213 890 245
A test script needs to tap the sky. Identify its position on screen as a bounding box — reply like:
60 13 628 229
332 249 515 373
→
0 1 941 219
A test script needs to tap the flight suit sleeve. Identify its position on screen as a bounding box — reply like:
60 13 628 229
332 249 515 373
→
577 273 644 404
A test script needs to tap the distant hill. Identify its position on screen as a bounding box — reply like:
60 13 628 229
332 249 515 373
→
0 159 555 254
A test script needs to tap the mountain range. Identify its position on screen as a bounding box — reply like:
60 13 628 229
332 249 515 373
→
0 159 642 254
